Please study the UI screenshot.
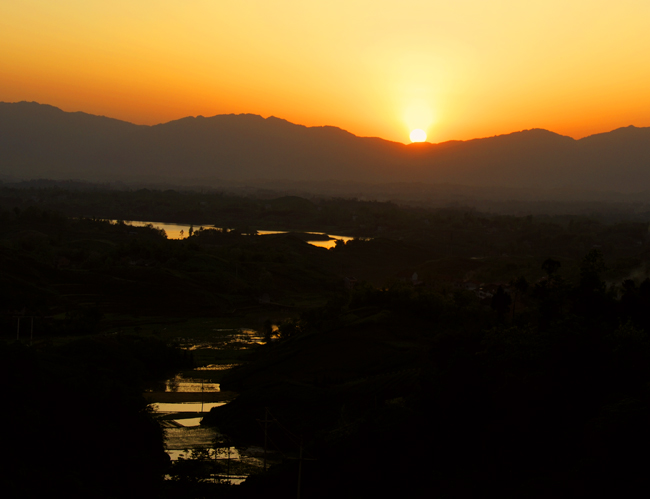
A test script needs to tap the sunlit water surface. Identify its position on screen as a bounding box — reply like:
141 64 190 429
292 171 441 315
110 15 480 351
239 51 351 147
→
110 219 353 248
147 327 276 484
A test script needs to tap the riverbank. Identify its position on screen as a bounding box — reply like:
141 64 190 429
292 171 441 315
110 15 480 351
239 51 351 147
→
143 321 279 487
114 219 355 248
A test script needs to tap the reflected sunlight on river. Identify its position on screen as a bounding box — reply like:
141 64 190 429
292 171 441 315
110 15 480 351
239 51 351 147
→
113 219 354 247
141 277 293 482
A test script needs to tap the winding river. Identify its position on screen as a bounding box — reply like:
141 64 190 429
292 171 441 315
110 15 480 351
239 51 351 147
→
116 220 354 249
146 328 274 484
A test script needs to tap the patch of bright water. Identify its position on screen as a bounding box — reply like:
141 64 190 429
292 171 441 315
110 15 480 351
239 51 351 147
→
256 230 286 236
153 323 270 475
167 381 221 392
153 402 226 413
168 443 243 461
166 380 220 392
165 427 218 454
162 417 273 486
214 476 248 485
109 219 355 247
195 364 239 371
258 230 353 249
173 329 265 350
118 220 194 240
166 374 220 392
173 417 204 427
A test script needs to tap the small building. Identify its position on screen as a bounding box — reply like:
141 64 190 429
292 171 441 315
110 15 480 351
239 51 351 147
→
343 277 357 290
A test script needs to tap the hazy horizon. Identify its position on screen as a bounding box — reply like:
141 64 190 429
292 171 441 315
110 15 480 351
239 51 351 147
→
3 99 646 146
2 2 650 144
4 3 650 494
3 100 650 197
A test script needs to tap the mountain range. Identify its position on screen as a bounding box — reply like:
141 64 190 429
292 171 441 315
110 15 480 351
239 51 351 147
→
1 101 650 194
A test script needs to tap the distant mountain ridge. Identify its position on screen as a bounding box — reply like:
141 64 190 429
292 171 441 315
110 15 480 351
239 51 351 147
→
2 101 650 193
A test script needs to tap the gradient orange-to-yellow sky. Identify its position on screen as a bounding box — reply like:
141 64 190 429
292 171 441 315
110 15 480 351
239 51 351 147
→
2 0 650 143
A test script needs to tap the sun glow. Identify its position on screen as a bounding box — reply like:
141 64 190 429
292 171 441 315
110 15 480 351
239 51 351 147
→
3 3 650 143
410 129 427 142
402 99 434 143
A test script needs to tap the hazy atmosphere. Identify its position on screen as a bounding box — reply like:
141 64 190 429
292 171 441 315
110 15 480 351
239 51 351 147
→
3 2 650 498
2 1 650 143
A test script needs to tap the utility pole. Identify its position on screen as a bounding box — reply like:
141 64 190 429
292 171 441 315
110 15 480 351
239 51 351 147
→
287 437 315 499
256 407 274 472
227 445 231 481
214 445 218 484
297 437 303 499
14 315 38 343
263 407 269 471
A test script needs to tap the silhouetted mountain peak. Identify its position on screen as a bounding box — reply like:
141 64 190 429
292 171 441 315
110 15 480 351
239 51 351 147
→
265 115 298 126
0 101 140 129
312 125 357 138
578 125 650 146
2 101 650 192
482 128 573 144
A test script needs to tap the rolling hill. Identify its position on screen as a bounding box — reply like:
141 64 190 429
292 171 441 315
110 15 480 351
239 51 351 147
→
2 101 650 193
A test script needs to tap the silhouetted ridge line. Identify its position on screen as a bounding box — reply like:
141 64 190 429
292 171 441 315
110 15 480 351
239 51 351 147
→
2 101 650 192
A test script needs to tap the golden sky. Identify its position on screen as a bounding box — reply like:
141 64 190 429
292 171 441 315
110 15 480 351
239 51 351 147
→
2 1 650 143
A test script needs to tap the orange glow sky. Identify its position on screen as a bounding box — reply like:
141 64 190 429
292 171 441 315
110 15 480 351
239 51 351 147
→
2 1 650 143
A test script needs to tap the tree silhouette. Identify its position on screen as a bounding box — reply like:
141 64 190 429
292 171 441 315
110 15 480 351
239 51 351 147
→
491 285 511 322
511 276 529 320
579 249 606 292
541 258 561 277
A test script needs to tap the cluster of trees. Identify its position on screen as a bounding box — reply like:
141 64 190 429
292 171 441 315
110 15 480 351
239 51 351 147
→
4 183 650 496
0 205 344 328
0 183 412 233
0 335 191 497
3 197 649 336
5 184 649 256
211 249 650 497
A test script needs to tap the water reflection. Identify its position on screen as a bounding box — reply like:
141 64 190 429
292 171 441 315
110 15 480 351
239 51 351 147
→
109 219 354 247
152 321 273 481
165 427 218 456
195 364 239 371
172 417 204 427
172 328 265 350
257 229 353 249
166 375 220 392
153 402 225 413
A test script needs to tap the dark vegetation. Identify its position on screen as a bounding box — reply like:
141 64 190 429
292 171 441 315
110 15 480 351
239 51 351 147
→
0 334 190 497
212 253 650 498
3 183 650 497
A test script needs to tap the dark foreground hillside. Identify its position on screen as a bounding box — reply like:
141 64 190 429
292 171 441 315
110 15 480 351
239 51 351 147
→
0 335 189 497
207 260 650 498
3 187 650 497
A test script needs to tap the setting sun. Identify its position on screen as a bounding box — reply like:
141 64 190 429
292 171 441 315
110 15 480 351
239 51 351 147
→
2 2 650 143
410 129 427 143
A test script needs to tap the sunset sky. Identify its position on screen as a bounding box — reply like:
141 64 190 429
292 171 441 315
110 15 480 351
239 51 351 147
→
2 1 650 143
